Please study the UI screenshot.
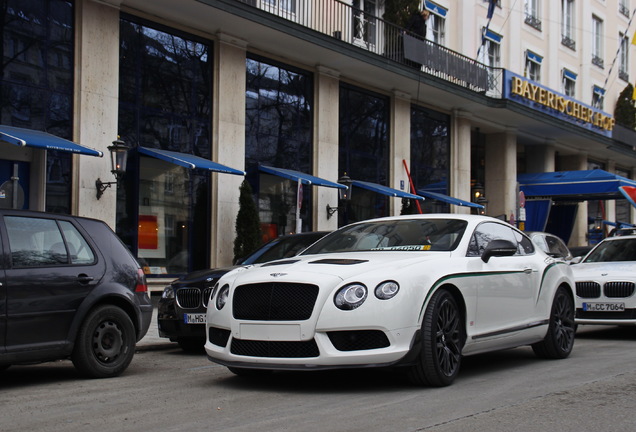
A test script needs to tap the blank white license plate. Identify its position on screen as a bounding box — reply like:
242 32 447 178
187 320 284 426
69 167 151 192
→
582 302 625 312
184 313 206 324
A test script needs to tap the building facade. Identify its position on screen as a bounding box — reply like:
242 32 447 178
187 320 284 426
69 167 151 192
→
2 0 636 290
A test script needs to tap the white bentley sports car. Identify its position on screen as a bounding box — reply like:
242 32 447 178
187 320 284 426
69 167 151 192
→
205 214 576 386
572 234 636 326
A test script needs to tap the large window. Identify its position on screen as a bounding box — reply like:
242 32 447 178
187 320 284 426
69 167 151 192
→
339 84 389 225
562 69 577 97
0 0 74 213
117 16 212 276
561 0 575 49
410 106 450 214
592 16 604 68
525 50 542 82
524 0 542 30
245 55 313 238
352 0 378 48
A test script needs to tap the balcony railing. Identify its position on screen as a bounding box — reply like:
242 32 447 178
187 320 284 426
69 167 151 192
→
619 3 630 17
234 0 499 97
592 55 605 69
524 14 542 31
561 35 576 51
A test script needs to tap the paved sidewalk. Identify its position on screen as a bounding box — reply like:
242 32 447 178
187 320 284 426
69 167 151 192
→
137 293 177 351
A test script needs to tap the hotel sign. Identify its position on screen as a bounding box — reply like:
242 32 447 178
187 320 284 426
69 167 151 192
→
503 71 614 137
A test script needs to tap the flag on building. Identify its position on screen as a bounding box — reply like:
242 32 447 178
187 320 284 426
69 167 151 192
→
487 0 497 19
632 32 636 45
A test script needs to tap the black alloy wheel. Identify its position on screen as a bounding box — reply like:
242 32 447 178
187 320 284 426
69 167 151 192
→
532 286 575 359
408 289 465 387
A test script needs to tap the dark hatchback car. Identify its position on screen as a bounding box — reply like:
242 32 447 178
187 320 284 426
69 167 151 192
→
158 231 328 351
0 209 152 378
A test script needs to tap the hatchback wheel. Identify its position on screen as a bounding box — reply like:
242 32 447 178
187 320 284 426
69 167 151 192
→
72 305 136 378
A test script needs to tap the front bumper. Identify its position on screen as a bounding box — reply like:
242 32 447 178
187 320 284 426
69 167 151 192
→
204 326 420 370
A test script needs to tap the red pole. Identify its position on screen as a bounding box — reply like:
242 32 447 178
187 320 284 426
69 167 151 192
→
402 159 423 214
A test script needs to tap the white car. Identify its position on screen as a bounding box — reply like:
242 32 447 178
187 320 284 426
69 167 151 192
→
205 214 576 386
571 235 636 326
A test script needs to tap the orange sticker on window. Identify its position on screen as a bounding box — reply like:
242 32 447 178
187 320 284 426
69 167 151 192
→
138 215 158 249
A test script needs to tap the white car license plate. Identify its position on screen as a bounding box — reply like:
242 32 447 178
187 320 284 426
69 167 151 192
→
582 302 625 312
184 313 206 324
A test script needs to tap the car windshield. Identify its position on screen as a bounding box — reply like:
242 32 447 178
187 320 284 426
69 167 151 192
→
240 233 325 265
584 238 636 262
302 219 468 254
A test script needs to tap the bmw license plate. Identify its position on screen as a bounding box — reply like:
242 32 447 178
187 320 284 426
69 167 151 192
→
582 302 625 312
184 313 206 324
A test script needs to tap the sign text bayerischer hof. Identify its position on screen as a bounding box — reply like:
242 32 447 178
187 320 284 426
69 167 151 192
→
509 75 615 132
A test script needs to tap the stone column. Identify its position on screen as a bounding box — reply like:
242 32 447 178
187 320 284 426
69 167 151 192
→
485 129 517 220
451 110 472 214
391 91 411 216
559 153 588 247
210 34 248 267
74 0 122 227
314 66 341 231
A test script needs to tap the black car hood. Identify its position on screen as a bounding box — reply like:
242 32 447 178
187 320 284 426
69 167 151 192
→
172 266 238 285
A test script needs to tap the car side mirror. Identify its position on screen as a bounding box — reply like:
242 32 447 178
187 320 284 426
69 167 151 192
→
481 239 517 263
569 256 582 265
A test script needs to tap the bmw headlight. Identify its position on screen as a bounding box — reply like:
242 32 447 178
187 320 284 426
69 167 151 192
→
375 281 399 300
161 286 174 299
334 283 368 310
216 284 229 310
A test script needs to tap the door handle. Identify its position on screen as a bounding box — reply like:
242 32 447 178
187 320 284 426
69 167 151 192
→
523 268 533 274
77 274 95 284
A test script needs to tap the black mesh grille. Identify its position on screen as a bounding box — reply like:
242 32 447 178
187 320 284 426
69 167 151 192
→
209 327 231 347
327 330 390 351
576 282 601 298
233 282 319 321
230 338 319 358
176 288 202 309
604 282 635 298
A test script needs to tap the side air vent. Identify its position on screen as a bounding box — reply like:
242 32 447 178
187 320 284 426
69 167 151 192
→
309 259 368 265
262 259 300 267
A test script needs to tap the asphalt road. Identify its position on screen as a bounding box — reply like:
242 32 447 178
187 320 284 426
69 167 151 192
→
2 325 636 432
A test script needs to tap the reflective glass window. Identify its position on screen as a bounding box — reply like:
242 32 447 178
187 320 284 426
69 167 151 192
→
410 106 450 213
339 84 389 225
245 55 313 238
0 0 74 213
117 15 212 276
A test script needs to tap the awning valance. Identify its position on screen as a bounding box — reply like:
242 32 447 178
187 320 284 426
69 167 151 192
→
139 147 245 176
259 165 346 189
352 180 424 200
417 190 484 209
0 125 103 157
518 170 636 201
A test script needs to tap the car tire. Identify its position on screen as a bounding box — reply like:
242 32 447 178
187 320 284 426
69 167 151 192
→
72 305 136 378
177 338 205 353
532 286 575 359
407 289 465 387
227 367 273 378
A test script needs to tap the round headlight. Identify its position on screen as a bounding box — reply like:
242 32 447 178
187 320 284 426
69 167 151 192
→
216 284 229 310
161 286 174 299
375 281 399 300
334 283 368 310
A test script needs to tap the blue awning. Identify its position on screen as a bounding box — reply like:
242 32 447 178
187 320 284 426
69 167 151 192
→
425 1 447 17
417 190 484 209
526 50 543 64
352 180 424 200
0 125 103 157
259 165 346 189
139 147 245 176
518 170 636 201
